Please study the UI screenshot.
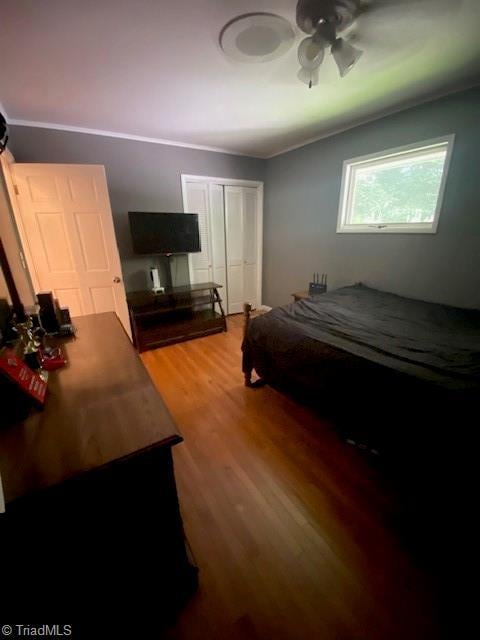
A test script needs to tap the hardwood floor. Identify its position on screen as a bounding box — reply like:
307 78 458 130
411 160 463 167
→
141 315 440 640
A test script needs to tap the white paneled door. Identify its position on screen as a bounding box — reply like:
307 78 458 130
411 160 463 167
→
208 184 227 294
10 164 131 337
242 187 258 308
225 187 244 314
183 177 261 315
184 181 212 284
225 186 259 314
184 180 228 310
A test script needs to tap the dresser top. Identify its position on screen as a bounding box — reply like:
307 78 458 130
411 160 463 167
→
0 312 182 504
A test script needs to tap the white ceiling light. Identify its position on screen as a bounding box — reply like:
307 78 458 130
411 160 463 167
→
297 67 320 87
331 38 363 77
298 37 325 69
220 13 295 63
219 2 364 87
297 36 325 88
296 0 364 87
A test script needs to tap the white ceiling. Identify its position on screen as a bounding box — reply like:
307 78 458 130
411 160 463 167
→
1 0 480 158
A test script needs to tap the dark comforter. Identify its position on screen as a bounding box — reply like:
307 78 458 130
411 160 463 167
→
243 284 480 393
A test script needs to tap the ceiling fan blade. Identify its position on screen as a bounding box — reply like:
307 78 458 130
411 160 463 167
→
347 29 417 55
360 0 458 20
353 0 461 48
347 0 460 61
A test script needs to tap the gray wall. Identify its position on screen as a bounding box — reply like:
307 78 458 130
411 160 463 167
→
264 86 480 309
9 127 265 292
8 86 480 308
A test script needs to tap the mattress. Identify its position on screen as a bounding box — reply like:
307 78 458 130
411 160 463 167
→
243 284 480 398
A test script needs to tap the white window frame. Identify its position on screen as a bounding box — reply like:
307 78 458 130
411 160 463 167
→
336 135 455 234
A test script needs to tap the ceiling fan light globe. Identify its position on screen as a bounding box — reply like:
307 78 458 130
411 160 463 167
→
297 37 325 70
297 67 319 87
331 38 363 77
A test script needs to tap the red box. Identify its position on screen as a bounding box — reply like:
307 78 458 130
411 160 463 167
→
0 348 47 407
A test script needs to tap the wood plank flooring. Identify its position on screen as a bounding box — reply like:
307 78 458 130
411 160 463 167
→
141 316 440 640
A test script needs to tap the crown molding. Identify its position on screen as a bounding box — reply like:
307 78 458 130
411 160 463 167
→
5 81 479 161
7 118 265 159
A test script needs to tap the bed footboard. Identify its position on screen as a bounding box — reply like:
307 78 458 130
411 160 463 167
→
242 303 253 386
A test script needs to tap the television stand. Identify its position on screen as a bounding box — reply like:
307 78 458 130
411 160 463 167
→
127 282 227 352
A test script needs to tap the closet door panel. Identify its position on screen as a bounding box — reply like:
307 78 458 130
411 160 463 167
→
183 179 261 315
209 184 227 306
225 187 244 314
244 263 257 307
243 187 258 306
185 182 212 283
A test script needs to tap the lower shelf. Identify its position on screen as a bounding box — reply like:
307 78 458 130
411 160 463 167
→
132 309 226 352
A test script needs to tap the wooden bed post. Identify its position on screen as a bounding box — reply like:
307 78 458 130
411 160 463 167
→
243 303 253 387
243 303 252 335
242 303 266 388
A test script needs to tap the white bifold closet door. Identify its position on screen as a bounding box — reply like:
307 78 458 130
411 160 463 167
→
209 184 227 292
184 181 227 305
225 186 258 314
184 180 259 315
184 182 212 283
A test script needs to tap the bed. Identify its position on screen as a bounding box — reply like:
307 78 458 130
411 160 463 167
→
242 284 480 452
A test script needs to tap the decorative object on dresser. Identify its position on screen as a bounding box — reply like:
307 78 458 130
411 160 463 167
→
36 291 61 333
0 347 47 424
128 282 227 352
10 314 42 369
35 292 75 337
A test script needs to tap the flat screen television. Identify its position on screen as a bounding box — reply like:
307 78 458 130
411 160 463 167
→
128 212 201 254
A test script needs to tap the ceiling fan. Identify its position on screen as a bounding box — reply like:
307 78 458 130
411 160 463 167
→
296 0 364 87
219 0 457 88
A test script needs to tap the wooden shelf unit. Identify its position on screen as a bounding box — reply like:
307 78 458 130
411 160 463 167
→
127 282 227 352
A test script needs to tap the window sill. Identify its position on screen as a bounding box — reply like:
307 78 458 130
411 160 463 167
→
336 224 437 234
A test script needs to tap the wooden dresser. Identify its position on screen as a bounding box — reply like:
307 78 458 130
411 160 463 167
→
0 312 197 630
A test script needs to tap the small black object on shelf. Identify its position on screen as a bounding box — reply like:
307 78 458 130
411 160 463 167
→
37 292 61 333
309 273 327 296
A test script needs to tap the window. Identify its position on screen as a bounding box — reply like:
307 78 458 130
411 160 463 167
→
337 135 454 234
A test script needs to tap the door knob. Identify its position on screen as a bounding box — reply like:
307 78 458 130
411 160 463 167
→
113 276 121 283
